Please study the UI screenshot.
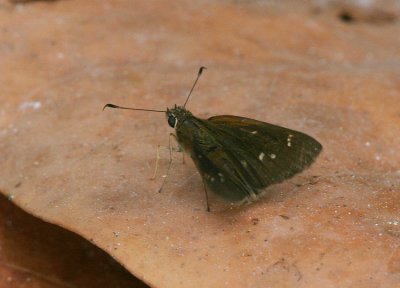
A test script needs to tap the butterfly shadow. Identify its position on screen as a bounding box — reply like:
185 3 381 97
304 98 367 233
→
177 171 320 220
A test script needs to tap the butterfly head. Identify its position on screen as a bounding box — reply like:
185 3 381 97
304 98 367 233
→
166 105 192 128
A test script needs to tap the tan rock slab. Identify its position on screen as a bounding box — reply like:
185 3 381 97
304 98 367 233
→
1 0 399 287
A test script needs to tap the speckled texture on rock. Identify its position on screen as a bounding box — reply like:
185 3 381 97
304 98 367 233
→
0 0 400 287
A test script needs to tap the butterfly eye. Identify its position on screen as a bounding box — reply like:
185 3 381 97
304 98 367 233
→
168 115 177 128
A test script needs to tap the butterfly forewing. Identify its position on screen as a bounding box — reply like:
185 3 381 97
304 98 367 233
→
186 115 322 202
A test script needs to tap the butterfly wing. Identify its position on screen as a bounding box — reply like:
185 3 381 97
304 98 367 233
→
188 115 322 202
187 124 259 201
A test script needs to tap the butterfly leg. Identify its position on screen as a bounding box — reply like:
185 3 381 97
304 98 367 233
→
173 138 185 164
202 181 211 212
158 133 178 193
150 144 162 180
150 134 181 180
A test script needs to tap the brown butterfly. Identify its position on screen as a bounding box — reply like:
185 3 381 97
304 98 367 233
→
104 67 322 211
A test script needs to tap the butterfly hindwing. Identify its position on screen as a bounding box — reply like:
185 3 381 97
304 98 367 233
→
187 115 322 202
178 119 254 201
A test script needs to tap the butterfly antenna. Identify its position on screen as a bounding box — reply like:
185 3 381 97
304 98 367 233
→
183 66 207 108
103 103 166 113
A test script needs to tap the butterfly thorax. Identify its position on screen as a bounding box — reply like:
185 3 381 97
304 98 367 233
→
166 105 204 154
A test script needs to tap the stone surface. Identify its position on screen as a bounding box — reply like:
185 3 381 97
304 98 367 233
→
0 0 399 287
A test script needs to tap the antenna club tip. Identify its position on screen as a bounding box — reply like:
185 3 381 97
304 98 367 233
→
103 103 117 111
199 66 207 75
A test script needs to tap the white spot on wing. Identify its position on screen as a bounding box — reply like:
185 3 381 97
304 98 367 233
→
251 131 258 134
241 160 247 168
287 134 294 147
259 152 265 161
270 153 276 159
